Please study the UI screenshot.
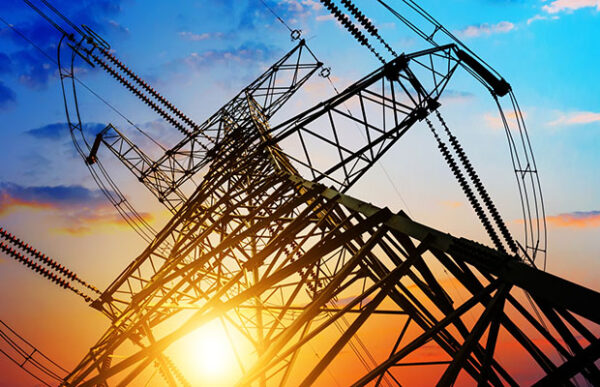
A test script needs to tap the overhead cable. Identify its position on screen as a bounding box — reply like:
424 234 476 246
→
0 319 67 386
318 0 385 64
0 227 100 302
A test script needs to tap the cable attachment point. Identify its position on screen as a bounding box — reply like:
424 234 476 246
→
319 67 331 78
290 29 302 41
427 98 441 112
81 24 110 50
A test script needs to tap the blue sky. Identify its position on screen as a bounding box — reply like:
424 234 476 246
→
0 0 598 384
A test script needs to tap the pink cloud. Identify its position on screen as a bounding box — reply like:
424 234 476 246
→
548 111 600 126
543 0 600 14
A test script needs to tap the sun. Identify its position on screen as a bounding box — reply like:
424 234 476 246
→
190 323 232 377
173 319 244 385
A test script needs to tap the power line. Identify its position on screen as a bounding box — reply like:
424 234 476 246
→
0 14 167 151
21 0 68 36
258 0 411 215
1 12 166 244
0 14 57 64
38 0 84 36
0 319 68 386
258 0 292 33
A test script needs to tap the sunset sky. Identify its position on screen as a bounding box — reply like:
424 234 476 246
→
0 0 598 385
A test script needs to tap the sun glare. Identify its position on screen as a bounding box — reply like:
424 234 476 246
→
192 325 230 376
175 320 242 385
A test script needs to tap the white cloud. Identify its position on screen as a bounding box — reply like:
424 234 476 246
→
108 20 130 35
316 14 335 22
548 111 600 126
542 0 600 14
438 90 474 105
526 14 560 24
527 14 547 24
300 0 323 11
456 21 515 38
179 31 224 41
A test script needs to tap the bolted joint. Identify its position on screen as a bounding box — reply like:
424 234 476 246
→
414 106 430 121
383 54 408 81
427 98 441 112
89 298 104 311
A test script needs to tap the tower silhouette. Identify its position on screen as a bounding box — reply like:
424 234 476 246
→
1 1 598 386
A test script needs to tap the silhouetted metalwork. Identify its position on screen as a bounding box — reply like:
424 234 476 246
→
1 0 597 386
63 113 600 384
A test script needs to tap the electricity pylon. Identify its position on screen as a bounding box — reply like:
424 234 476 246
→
60 42 600 386
1 0 598 385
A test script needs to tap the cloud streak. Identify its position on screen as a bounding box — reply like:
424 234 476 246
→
25 122 106 140
0 182 152 235
0 182 105 213
108 19 130 36
439 90 475 104
179 31 225 41
167 42 280 74
526 14 560 24
546 211 600 228
542 0 600 14
484 110 527 130
456 21 515 38
548 111 600 126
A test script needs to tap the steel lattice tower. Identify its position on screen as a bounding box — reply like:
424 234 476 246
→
0 1 599 386
56 41 600 386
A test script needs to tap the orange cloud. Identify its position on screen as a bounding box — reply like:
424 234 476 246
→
0 183 155 235
546 211 600 228
55 208 154 235
484 110 527 130
440 200 462 208
0 191 54 215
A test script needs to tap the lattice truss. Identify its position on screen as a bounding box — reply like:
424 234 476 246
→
65 121 600 386
272 45 459 192
0 7 596 385
96 40 323 212
59 46 600 385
